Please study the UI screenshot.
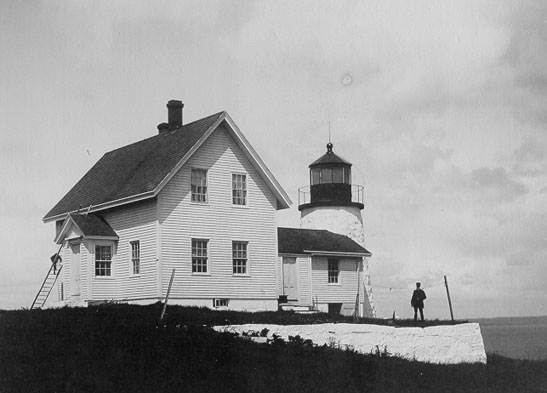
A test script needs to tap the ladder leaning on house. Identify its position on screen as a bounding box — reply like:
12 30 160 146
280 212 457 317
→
30 242 64 310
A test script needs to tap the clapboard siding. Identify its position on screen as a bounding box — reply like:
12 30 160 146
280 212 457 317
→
93 199 158 301
61 242 71 300
159 126 278 300
311 257 361 303
80 240 89 300
276 257 283 295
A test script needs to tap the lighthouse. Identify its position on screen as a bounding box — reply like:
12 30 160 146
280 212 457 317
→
298 142 375 317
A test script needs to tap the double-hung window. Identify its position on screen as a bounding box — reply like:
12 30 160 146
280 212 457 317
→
192 239 208 273
232 241 248 275
95 245 112 276
191 169 208 203
328 258 339 284
232 174 247 205
130 241 140 275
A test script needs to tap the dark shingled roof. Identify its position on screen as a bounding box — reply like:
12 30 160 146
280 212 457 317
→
44 112 224 220
309 145 352 167
69 213 118 238
278 227 371 255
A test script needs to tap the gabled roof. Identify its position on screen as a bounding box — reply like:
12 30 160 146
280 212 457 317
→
55 213 118 244
44 111 292 222
278 227 371 256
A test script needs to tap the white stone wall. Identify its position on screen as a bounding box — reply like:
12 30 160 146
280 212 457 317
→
213 323 487 364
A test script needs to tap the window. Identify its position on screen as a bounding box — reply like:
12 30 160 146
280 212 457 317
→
131 241 140 275
321 168 332 184
191 168 208 202
192 239 208 273
328 259 339 284
232 241 248 275
95 245 112 276
311 168 321 185
232 174 247 205
311 167 351 185
332 167 344 183
213 299 229 308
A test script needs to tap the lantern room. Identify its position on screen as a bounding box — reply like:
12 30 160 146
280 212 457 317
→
298 143 364 211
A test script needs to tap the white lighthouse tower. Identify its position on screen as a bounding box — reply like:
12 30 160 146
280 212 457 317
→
298 142 375 317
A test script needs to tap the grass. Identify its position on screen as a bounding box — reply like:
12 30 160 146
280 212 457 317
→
1 303 546 392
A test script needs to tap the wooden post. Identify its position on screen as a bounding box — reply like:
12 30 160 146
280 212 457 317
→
159 269 176 322
444 275 454 321
354 259 360 320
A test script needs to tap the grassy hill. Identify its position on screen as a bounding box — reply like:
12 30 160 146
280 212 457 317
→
1 304 546 393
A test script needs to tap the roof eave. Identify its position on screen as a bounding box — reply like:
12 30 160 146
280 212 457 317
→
223 113 292 209
43 190 156 223
54 214 78 244
304 250 372 257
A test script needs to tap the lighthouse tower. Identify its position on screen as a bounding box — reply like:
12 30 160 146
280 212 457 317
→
298 142 375 317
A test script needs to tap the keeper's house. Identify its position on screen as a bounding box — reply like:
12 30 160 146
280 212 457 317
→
43 101 291 311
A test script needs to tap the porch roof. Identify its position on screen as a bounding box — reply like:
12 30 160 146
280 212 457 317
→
55 213 118 244
278 227 371 256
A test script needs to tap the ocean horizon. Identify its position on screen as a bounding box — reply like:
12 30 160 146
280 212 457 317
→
472 315 547 360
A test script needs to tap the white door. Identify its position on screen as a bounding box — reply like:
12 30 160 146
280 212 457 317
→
70 243 81 297
283 257 298 301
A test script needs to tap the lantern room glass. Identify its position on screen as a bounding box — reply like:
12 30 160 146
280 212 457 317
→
310 167 351 185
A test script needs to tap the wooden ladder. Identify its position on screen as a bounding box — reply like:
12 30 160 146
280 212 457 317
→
31 244 64 310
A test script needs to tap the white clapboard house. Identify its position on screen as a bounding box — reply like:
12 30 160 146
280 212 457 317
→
37 101 373 316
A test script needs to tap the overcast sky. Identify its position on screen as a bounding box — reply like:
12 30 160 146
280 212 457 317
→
1 0 546 319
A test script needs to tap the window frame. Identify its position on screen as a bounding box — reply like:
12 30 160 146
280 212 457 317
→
213 298 229 308
191 168 208 203
95 244 113 277
130 241 140 276
232 241 249 276
231 173 248 206
191 239 209 275
327 258 340 284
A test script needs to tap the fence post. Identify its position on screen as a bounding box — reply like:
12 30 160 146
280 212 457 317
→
159 269 176 322
444 275 454 321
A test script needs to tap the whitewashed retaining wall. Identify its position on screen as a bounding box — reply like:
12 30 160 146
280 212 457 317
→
213 323 487 364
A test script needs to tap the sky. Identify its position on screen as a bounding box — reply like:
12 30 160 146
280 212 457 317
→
1 0 546 319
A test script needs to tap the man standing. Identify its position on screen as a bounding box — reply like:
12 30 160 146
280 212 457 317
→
411 282 427 321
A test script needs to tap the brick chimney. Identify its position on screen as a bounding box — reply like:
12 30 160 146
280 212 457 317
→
158 100 184 133
167 100 183 129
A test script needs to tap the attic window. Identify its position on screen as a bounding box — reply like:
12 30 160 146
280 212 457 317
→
232 174 247 205
191 168 208 203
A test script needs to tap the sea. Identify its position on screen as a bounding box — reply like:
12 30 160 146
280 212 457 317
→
472 316 547 360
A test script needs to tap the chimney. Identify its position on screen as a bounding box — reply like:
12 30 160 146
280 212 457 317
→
167 100 183 129
157 122 169 133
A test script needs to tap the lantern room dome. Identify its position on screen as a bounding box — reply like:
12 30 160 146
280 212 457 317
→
309 143 352 167
298 143 364 211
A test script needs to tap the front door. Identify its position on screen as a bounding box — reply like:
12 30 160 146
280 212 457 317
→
283 257 298 301
70 243 81 298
